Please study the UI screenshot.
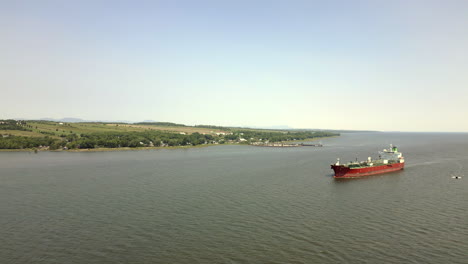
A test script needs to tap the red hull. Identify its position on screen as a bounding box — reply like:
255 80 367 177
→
331 162 404 178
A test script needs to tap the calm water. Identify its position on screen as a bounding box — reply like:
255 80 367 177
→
1 133 467 264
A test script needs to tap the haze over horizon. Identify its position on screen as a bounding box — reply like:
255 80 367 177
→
5 116 462 133
2 0 468 132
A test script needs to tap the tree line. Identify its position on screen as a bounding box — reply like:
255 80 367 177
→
0 121 339 150
66 131 215 149
0 136 57 149
0 120 30 131
135 122 186 127
226 130 338 143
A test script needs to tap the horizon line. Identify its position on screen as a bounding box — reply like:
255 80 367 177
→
2 117 467 133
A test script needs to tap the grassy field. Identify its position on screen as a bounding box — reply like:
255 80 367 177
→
109 123 227 134
0 130 48 138
2 121 303 138
24 121 228 136
1 120 339 151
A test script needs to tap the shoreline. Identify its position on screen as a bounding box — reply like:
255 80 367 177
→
281 136 337 143
0 136 337 153
251 136 335 147
0 143 238 153
0 144 220 153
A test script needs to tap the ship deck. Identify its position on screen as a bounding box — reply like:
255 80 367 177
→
345 160 398 169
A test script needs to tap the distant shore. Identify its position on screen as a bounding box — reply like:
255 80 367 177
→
281 136 337 143
0 144 220 153
1 120 339 152
0 137 335 152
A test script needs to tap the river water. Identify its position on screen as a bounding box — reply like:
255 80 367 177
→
1 132 467 263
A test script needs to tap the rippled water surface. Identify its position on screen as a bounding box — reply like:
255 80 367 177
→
1 133 467 263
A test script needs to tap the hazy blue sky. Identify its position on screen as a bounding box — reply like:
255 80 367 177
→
2 0 468 131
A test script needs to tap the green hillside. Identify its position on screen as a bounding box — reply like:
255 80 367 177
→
0 120 339 150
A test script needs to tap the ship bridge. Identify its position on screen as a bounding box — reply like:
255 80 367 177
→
379 145 403 162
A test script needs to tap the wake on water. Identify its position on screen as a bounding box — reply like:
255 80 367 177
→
406 158 465 179
406 157 467 169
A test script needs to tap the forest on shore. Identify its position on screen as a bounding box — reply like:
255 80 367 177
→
0 120 339 150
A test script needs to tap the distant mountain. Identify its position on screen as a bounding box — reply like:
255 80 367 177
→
61 117 86 122
36 117 55 121
246 125 294 130
37 117 86 122
8 117 378 132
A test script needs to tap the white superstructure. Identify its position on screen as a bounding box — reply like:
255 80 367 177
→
379 144 404 163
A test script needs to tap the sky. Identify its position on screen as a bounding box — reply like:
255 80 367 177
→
1 0 468 132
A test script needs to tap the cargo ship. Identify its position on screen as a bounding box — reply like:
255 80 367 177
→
331 145 405 178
